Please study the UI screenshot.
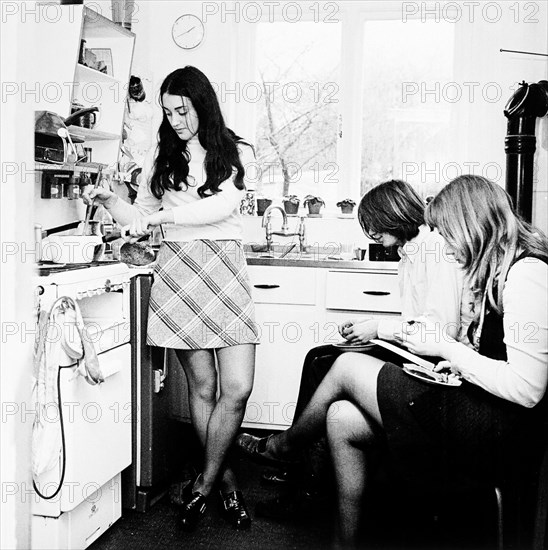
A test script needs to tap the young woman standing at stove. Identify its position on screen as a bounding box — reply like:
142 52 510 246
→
84 66 259 531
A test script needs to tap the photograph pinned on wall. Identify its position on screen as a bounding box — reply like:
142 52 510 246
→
86 48 114 76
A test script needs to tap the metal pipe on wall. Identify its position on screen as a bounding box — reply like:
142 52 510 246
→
504 80 548 222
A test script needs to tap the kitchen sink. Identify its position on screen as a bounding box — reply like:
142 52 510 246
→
244 243 349 263
246 243 318 258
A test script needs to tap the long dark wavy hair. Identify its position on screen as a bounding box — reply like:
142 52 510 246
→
150 66 250 199
358 180 425 243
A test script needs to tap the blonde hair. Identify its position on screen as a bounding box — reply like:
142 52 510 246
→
426 175 548 315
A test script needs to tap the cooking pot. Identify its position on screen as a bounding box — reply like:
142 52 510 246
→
37 220 108 264
65 105 100 130
41 235 103 264
35 111 85 164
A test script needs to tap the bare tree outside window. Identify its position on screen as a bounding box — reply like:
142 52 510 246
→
255 22 341 202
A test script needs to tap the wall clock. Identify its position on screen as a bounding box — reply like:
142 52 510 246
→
172 14 205 50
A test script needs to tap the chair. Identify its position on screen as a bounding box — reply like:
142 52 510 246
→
533 444 548 550
494 427 548 550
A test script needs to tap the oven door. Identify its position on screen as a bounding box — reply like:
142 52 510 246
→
33 343 132 517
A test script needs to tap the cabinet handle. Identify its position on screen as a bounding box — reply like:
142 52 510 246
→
254 284 280 289
362 290 390 296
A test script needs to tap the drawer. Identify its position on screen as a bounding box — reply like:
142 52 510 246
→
325 271 401 313
247 266 317 305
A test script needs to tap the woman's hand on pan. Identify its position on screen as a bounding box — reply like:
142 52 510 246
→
433 360 462 376
338 320 354 338
121 211 171 242
342 319 379 343
338 318 364 338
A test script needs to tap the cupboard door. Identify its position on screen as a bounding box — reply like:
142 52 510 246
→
244 304 320 429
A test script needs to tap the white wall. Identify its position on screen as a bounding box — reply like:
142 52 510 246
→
1 5 35 549
130 1 244 137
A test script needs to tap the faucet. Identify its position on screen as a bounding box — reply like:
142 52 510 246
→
262 205 306 253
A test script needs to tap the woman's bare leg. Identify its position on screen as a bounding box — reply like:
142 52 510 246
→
176 349 227 490
175 348 216 440
268 352 384 456
182 344 255 495
327 400 376 549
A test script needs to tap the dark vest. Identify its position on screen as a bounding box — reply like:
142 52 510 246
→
467 254 547 361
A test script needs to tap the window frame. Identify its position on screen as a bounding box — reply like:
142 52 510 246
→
231 1 460 202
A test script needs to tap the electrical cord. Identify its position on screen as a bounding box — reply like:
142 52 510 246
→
32 363 75 500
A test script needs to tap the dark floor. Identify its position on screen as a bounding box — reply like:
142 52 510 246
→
89 424 501 550
89 455 334 550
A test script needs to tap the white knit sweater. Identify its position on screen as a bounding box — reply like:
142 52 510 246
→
128 135 254 241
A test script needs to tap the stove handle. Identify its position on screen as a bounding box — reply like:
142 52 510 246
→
76 281 129 299
153 348 168 393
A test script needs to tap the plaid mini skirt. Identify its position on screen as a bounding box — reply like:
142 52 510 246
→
146 240 259 349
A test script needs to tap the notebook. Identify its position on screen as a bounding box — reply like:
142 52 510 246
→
369 339 438 371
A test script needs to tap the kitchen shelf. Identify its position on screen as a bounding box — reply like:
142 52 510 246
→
33 4 135 168
83 7 136 39
35 161 108 174
76 63 121 85
66 125 120 141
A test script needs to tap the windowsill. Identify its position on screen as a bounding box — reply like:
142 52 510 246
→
242 212 357 220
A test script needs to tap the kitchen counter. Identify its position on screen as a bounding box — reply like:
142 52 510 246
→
245 255 398 271
118 248 399 273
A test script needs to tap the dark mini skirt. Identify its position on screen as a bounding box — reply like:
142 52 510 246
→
377 363 546 494
146 239 260 349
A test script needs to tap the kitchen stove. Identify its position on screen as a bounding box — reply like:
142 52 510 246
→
37 260 122 277
32 262 132 549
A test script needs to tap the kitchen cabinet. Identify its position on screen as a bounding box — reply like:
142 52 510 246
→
33 4 135 170
167 264 401 430
245 266 401 429
247 299 321 427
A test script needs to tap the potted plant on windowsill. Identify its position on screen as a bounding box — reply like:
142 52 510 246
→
303 195 325 217
336 199 356 215
256 197 273 216
283 195 300 216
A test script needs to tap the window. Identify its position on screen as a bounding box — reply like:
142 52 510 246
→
360 19 455 197
254 21 341 204
250 10 456 205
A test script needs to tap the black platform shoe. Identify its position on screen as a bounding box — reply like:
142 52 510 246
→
219 490 251 530
179 476 207 531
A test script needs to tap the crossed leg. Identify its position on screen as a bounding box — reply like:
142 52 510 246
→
327 400 377 549
267 352 385 457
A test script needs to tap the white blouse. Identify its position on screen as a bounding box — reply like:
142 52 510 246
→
132 136 255 241
377 225 470 343
445 258 548 408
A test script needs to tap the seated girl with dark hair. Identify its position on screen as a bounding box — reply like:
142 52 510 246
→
242 175 547 548
239 179 472 517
